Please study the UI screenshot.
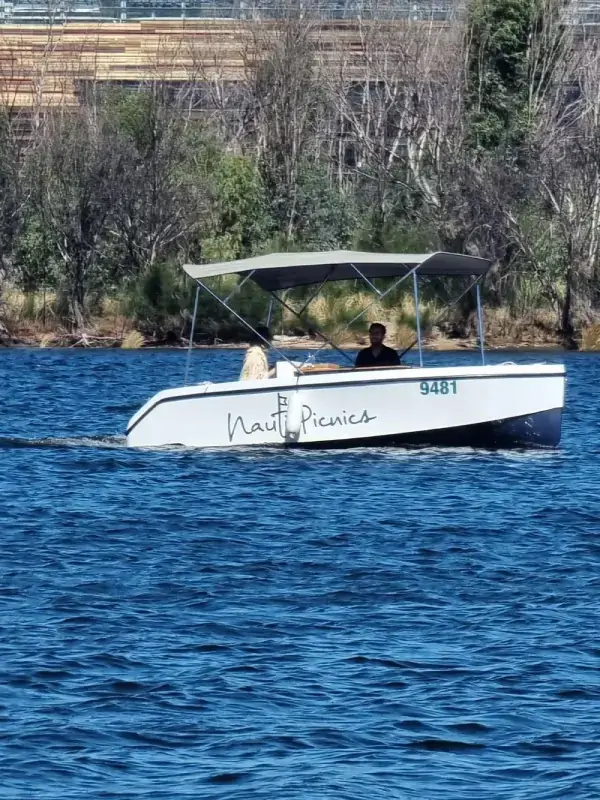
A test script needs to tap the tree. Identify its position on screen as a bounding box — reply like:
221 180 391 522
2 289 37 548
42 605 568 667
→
103 87 207 281
326 10 486 257
202 153 271 262
499 38 600 343
328 15 428 240
0 112 22 293
465 0 569 152
244 8 328 242
30 108 122 329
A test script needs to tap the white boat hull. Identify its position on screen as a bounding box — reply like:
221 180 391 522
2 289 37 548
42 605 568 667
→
126 363 565 450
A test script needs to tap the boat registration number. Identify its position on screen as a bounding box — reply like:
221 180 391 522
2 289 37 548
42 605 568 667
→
420 380 458 396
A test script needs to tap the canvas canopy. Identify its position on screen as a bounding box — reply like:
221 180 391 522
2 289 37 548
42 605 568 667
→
183 250 492 292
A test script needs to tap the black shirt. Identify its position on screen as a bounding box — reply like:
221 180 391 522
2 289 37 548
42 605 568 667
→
355 344 400 369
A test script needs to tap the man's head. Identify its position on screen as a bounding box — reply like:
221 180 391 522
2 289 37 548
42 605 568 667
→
369 323 386 347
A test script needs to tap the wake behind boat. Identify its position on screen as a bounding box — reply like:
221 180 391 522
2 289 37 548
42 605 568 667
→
126 251 565 449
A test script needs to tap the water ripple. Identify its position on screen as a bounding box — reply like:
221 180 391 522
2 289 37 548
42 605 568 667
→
0 348 598 799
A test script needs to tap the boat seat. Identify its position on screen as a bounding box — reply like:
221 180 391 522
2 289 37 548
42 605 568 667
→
299 363 342 374
275 361 343 378
353 364 412 370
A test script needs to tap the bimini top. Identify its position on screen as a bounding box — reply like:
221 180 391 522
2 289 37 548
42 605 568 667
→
183 250 492 292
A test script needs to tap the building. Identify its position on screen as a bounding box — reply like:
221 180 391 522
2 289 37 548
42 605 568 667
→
0 1 596 111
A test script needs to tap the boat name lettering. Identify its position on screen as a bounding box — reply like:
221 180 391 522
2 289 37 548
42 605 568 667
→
227 394 377 442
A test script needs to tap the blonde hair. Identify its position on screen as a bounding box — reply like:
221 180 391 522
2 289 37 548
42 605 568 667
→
240 345 269 380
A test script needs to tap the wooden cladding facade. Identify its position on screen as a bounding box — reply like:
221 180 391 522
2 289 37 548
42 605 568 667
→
0 19 453 109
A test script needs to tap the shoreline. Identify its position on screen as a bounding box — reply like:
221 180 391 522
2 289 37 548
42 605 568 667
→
0 333 584 352
4 310 598 352
1 315 594 352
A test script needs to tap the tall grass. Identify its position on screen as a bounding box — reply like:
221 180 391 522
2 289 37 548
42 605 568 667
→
581 324 600 350
0 272 579 348
293 287 441 347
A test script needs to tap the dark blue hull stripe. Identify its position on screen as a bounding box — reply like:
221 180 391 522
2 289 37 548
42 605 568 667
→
292 408 563 450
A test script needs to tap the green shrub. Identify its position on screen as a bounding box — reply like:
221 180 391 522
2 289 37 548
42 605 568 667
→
124 262 188 338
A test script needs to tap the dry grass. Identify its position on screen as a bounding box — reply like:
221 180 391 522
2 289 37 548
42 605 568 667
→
39 333 56 348
0 283 588 349
2 288 36 323
581 324 600 350
484 308 559 345
0 286 133 344
295 291 439 348
390 323 416 350
121 330 145 349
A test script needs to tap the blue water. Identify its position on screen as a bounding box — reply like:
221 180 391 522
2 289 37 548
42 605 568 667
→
1 347 599 799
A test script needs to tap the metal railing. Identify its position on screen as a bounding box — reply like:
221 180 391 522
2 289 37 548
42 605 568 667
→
573 2 600 23
0 0 463 23
1 0 599 25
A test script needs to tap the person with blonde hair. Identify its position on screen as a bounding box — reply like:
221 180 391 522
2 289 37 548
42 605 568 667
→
240 326 275 380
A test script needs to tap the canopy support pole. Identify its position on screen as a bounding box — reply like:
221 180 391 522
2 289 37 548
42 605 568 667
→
196 280 299 369
266 296 274 327
413 272 423 367
350 263 382 296
295 270 335 318
184 283 200 386
397 276 482 361
476 282 485 365
344 264 421 330
269 291 355 365
223 270 255 305
294 265 422 365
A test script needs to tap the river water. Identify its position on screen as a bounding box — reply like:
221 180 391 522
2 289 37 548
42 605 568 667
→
1 348 599 799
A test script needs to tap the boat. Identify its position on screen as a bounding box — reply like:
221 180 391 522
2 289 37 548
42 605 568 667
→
126 250 566 449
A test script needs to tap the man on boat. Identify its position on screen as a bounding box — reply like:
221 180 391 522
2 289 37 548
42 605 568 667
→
240 326 275 380
355 323 400 369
